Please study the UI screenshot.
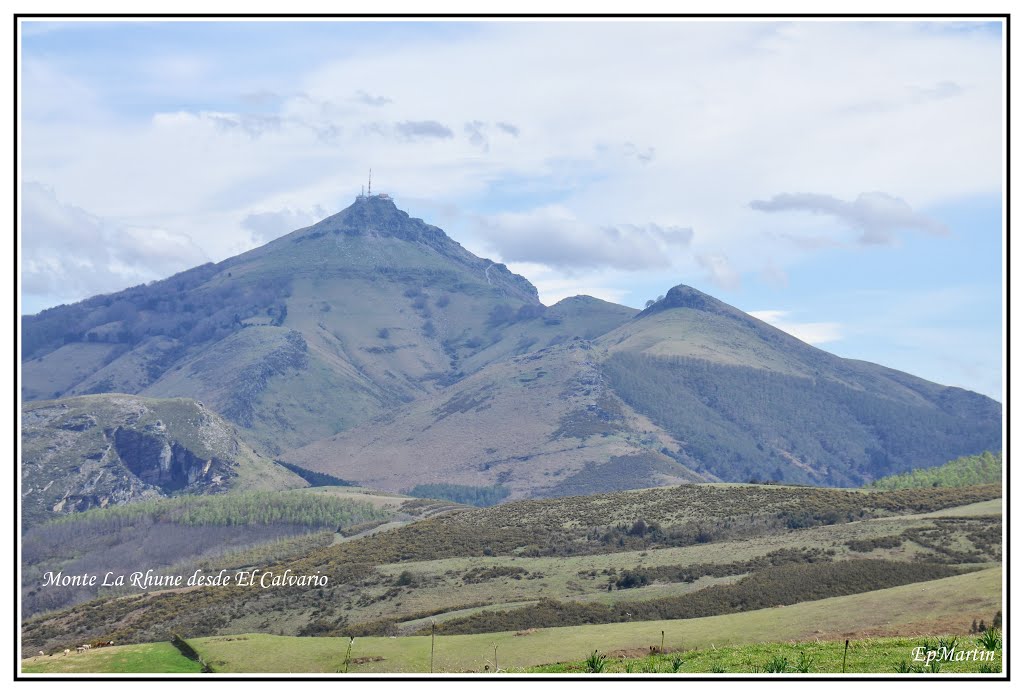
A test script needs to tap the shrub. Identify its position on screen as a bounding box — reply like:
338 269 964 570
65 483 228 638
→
584 650 607 673
795 652 813 673
978 628 1001 650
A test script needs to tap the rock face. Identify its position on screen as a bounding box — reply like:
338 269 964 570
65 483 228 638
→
112 427 223 492
21 394 306 527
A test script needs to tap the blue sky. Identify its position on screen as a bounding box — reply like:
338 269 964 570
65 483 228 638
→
19 19 1005 398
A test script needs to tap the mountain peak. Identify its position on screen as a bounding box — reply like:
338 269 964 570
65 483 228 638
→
353 191 397 206
639 284 737 318
231 189 540 306
349 192 401 219
268 191 457 254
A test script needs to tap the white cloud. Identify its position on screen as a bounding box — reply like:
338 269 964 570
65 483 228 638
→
18 20 1002 313
695 253 740 290
473 206 693 271
393 120 454 140
750 191 949 245
748 310 843 345
353 90 392 107
20 182 208 312
502 261 635 307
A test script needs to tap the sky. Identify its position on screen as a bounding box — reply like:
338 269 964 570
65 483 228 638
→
18 18 1005 399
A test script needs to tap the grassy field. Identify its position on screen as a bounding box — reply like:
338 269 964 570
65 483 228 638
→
532 636 1002 674
22 567 1000 674
176 567 999 673
21 642 203 674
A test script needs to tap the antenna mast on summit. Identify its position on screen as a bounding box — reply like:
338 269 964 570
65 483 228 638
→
368 169 372 196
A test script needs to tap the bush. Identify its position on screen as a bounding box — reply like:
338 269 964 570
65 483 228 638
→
584 650 607 673
978 628 1001 650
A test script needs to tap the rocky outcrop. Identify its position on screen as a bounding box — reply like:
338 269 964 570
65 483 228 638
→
21 395 304 527
112 427 228 493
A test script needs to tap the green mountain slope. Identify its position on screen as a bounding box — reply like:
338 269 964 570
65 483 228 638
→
596 285 1002 486
285 339 710 497
21 394 307 527
21 197 571 453
288 282 1000 493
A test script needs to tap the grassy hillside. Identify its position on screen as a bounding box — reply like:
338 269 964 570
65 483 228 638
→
21 481 1000 656
456 294 636 374
22 641 204 674
286 281 1000 495
22 568 994 673
870 451 1002 489
21 394 306 527
594 286 1000 486
286 340 709 497
428 560 967 635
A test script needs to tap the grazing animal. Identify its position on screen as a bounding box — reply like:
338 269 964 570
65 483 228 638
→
63 649 70 656
76 647 85 653
38 651 44 656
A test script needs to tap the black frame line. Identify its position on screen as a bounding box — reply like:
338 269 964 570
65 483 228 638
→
11 11 1012 683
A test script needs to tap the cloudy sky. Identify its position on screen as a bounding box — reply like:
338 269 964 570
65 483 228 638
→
19 19 1004 398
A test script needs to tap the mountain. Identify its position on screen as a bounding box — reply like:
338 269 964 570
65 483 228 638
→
288 284 1001 493
21 197 1001 495
286 338 712 498
597 285 1001 485
21 394 306 527
22 195 618 454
